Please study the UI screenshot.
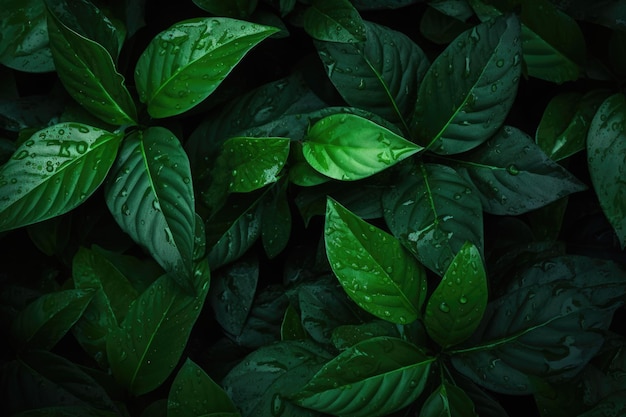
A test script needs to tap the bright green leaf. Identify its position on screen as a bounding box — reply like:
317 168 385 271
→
134 17 278 118
0 123 123 232
192 0 258 18
304 0 366 43
420 381 478 417
325 198 427 324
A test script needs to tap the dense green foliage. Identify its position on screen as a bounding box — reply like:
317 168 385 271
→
1 0 626 416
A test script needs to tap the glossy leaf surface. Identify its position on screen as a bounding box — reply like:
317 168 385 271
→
192 0 258 18
420 381 478 417
304 0 366 43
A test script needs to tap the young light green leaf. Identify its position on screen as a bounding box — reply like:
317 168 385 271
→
292 336 435 417
107 260 210 396
105 127 196 291
383 163 483 276
587 93 626 249
46 2 137 126
316 21 429 125
303 113 422 181
192 0 258 18
410 14 522 154
420 381 478 417
454 126 587 215
168 358 240 417
134 17 278 118
425 242 487 349
0 123 123 232
304 0 366 43
11 288 95 351
325 198 427 324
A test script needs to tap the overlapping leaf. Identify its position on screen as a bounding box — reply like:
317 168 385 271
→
304 0 366 43
420 381 478 417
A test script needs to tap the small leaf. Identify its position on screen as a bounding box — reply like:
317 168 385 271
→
192 0 258 18
587 93 626 249
303 113 422 181
292 336 435 417
281 304 307 341
135 17 278 118
304 0 366 43
425 242 487 349
0 123 122 232
420 381 478 417
261 183 292 259
325 198 427 324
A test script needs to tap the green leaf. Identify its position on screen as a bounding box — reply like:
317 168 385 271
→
454 125 587 215
192 0 258 18
303 113 422 181
261 182 291 258
331 321 399 350
105 127 196 291
383 163 483 276
292 336 435 417
410 14 522 154
234 285 289 348
424 242 487 349
0 123 123 232
577 391 626 417
451 256 626 395
429 0 475 21
222 340 332 417
325 198 427 324
107 259 210 396
316 21 429 125
420 381 478 417
11 288 95 351
45 2 137 126
587 93 626 249
420 6 473 45
168 358 240 417
134 17 278 118
304 0 366 43
350 0 421 11
281 304 307 341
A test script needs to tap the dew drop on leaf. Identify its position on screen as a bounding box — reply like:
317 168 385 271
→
439 302 450 313
506 164 520 175
459 295 468 304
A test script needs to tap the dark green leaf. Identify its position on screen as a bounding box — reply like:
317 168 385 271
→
609 30 626 77
11 288 95 351
192 0 258 18
420 6 473 45
0 123 123 232
383 163 483 276
325 198 427 324
577 392 626 417
420 381 478 417
587 93 626 249
411 14 521 154
134 17 278 118
105 127 196 291
429 0 475 21
292 336 435 417
425 242 487 349
261 182 291 259
0 95 62 132
331 321 399 350
234 285 289 348
11 406 120 417
350 0 421 10
304 0 366 43
454 125 587 215
281 304 307 341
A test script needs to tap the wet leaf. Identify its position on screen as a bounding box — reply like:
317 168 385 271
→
304 0 366 43
281 304 307 341
420 381 478 417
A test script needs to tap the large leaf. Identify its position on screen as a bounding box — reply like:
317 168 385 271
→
134 17 278 118
0 123 123 232
425 242 487 349
105 127 196 291
45 1 137 125
304 0 366 43
383 163 483 276
106 260 210 396
292 336 435 417
325 198 427 324
316 21 429 125
420 381 478 417
453 125 587 215
303 113 422 181
587 93 626 249
451 256 626 395
410 14 521 154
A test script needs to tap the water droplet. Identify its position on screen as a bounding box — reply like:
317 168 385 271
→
439 302 450 313
496 59 504 68
459 295 468 304
271 393 285 416
121 204 131 216
506 164 519 175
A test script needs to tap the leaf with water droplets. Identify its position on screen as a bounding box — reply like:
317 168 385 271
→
281 304 307 341
261 182 292 259
292 336 435 417
325 198 427 324
303 113 422 181
587 93 626 249
424 242 487 349
419 381 478 417
105 127 196 292
135 17 278 118
0 123 123 232
304 0 366 43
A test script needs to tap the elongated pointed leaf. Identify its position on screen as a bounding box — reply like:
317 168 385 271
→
383 163 483 276
107 260 210 396
410 14 521 154
105 127 195 291
316 21 429 125
420 381 478 417
281 304 307 341
454 126 587 215
292 337 435 417
303 113 422 181
587 93 626 249
325 198 427 324
261 182 291 258
0 123 123 232
135 17 278 118
304 0 366 43
425 242 487 349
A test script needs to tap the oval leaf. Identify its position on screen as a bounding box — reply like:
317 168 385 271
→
105 127 196 291
325 198 427 324
424 242 487 349
304 0 366 43
0 123 123 232
303 113 422 181
135 17 278 118
420 381 478 417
